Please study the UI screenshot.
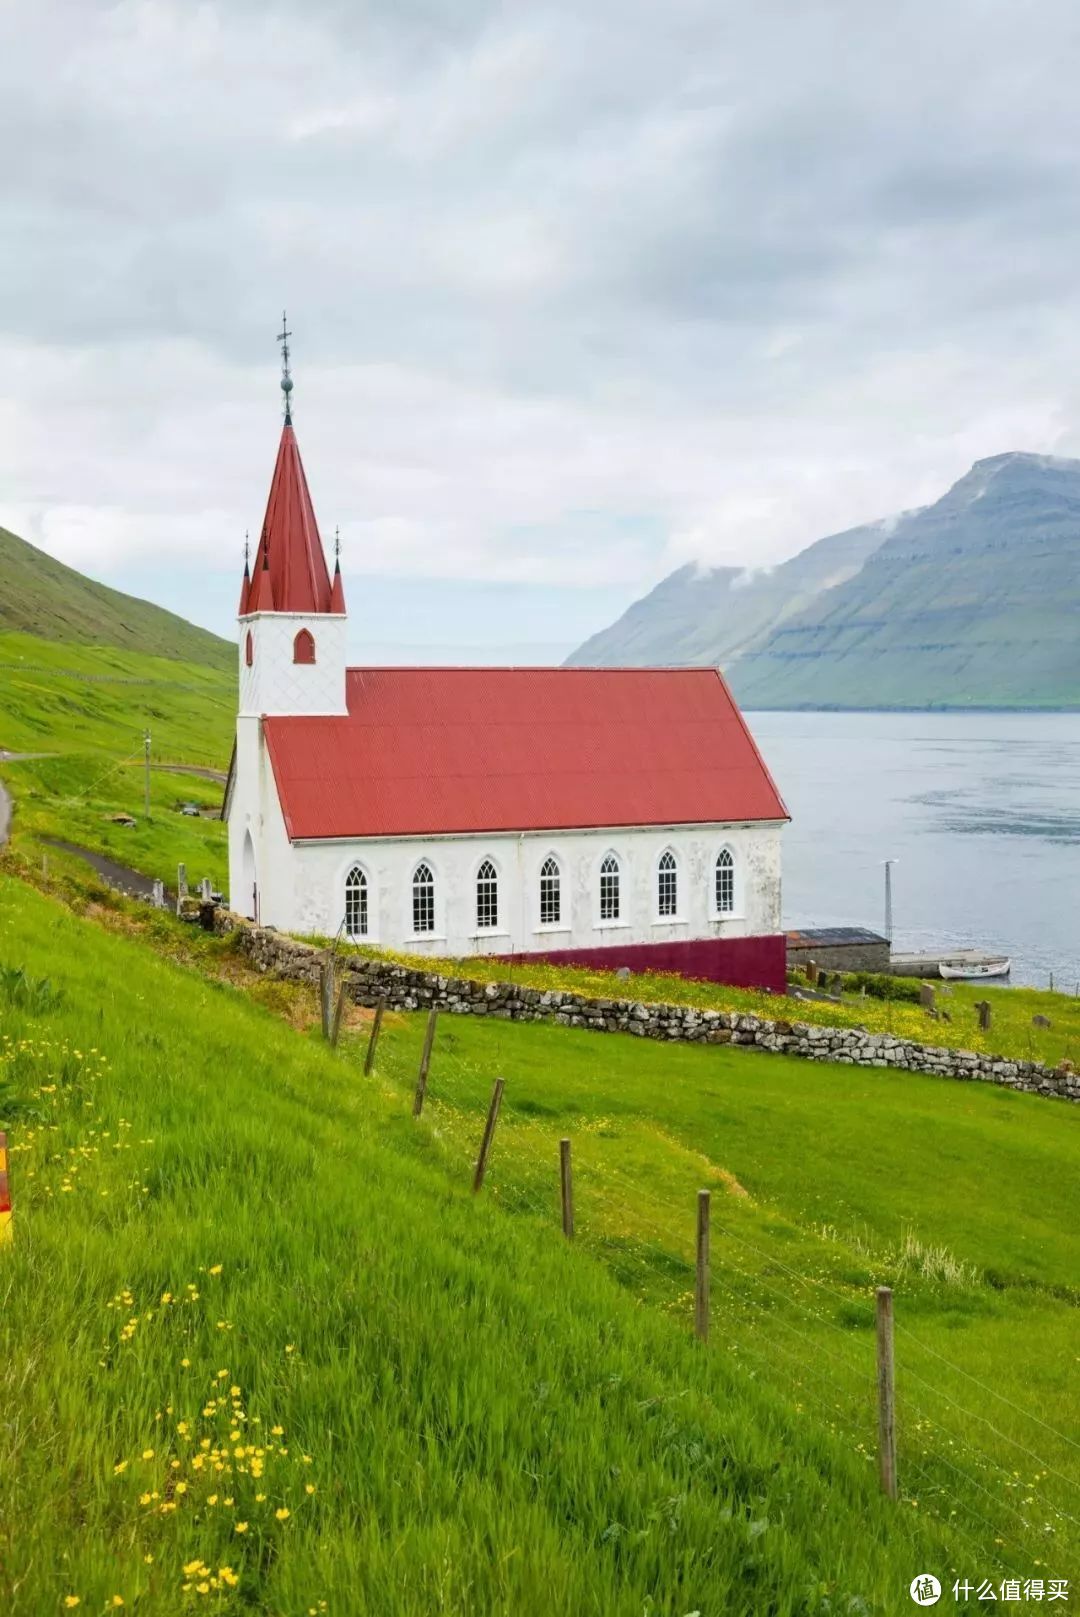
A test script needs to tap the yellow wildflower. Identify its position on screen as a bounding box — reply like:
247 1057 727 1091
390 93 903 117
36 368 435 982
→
234 1521 249 1534
113 1460 128 1475
64 1600 80 1610
275 1507 290 1522
208 1265 223 1276
305 1483 316 1495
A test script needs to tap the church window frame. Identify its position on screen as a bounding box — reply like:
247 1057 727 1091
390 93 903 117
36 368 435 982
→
599 851 622 923
657 849 679 918
714 847 736 916
475 858 499 931
245 630 254 668
411 860 436 936
538 854 562 927
293 628 316 665
344 864 369 941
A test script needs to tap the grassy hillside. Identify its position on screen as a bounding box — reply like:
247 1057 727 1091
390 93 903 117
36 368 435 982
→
0 874 1011 1617
0 630 233 890
0 523 233 669
730 454 1080 710
2 874 1078 1611
566 521 884 669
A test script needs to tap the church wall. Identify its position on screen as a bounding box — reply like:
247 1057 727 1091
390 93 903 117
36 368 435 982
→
238 611 348 717
270 819 784 958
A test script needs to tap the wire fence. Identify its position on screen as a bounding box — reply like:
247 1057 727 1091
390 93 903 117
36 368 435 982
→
342 1000 1080 1581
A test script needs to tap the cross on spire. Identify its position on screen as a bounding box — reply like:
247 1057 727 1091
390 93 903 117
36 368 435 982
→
278 311 294 424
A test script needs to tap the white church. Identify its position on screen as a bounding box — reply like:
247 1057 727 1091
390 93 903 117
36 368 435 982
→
224 348 791 992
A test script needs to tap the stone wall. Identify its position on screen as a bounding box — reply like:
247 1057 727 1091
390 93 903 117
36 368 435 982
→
214 911 1079 1105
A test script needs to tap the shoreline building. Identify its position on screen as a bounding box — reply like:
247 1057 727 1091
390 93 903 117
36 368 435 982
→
225 343 790 991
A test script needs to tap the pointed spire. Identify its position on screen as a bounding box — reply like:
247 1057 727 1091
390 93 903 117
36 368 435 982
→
329 525 346 615
247 540 275 613
238 529 251 616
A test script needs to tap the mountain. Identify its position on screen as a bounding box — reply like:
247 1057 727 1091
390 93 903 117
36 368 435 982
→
568 452 1080 709
565 519 886 668
0 521 233 669
729 453 1080 709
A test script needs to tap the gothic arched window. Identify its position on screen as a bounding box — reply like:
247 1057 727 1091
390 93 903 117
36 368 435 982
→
293 629 316 665
657 850 678 917
476 859 498 930
412 861 435 934
345 865 368 940
539 855 561 925
715 848 735 914
599 852 621 922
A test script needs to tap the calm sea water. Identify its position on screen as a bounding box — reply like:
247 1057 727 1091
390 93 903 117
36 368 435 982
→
746 712 1080 989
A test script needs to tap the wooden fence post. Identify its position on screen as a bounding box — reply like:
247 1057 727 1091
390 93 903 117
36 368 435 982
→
876 1285 897 1499
412 1007 439 1117
330 980 348 1048
363 997 386 1075
472 1077 505 1193
695 1189 710 1342
559 1137 574 1239
0 1131 12 1247
318 962 332 1040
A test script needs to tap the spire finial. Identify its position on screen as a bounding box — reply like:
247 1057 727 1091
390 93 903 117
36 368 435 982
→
243 529 250 573
334 524 341 567
278 310 294 424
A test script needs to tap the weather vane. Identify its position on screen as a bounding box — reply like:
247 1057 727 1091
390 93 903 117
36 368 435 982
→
278 310 293 423
243 529 250 570
334 525 341 565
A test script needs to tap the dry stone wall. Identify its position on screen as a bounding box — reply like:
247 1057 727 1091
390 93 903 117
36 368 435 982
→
214 911 1080 1105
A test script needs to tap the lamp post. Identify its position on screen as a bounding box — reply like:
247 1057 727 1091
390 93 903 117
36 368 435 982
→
883 859 898 943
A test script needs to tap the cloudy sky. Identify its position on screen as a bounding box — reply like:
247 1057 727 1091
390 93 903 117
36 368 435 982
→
3 0 1080 661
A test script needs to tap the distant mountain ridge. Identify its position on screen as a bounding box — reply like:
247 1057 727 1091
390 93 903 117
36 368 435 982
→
0 523 233 669
567 452 1080 709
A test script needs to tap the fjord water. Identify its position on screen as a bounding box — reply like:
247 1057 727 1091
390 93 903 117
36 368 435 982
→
747 711 1080 989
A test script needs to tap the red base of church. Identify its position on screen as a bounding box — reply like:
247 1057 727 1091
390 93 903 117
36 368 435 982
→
503 933 788 995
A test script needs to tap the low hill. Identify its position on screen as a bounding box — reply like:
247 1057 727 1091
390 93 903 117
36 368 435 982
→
566 519 885 668
0 521 233 669
4 873 1077 1610
568 452 1080 708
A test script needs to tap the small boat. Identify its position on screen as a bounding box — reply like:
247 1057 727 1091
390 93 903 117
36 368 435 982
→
938 958 1011 981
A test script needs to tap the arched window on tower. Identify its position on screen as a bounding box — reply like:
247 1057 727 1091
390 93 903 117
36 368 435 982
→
344 865 368 940
293 629 316 665
539 855 561 925
599 852 621 922
715 848 735 914
657 850 678 917
476 860 498 930
412 862 435 934
245 630 254 668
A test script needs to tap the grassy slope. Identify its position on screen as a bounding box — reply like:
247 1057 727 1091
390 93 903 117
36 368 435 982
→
0 630 233 889
0 874 1000 1617
0 524 233 669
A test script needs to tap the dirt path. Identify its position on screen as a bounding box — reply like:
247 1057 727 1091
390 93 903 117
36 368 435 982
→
38 836 176 904
129 762 228 785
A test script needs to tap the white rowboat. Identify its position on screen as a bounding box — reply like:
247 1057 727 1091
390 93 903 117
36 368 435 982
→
938 958 1011 981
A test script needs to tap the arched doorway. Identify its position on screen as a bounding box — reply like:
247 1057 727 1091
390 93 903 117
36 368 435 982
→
241 830 258 921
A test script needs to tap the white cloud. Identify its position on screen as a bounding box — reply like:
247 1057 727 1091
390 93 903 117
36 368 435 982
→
2 0 1080 646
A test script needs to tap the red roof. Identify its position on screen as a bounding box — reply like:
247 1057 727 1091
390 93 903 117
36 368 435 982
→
263 667 788 840
245 424 344 616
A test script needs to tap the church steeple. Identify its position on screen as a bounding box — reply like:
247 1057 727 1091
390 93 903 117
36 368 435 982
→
239 319 345 618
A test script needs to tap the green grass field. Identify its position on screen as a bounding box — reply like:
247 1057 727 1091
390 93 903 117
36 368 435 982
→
0 630 233 890
1 874 1077 1613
